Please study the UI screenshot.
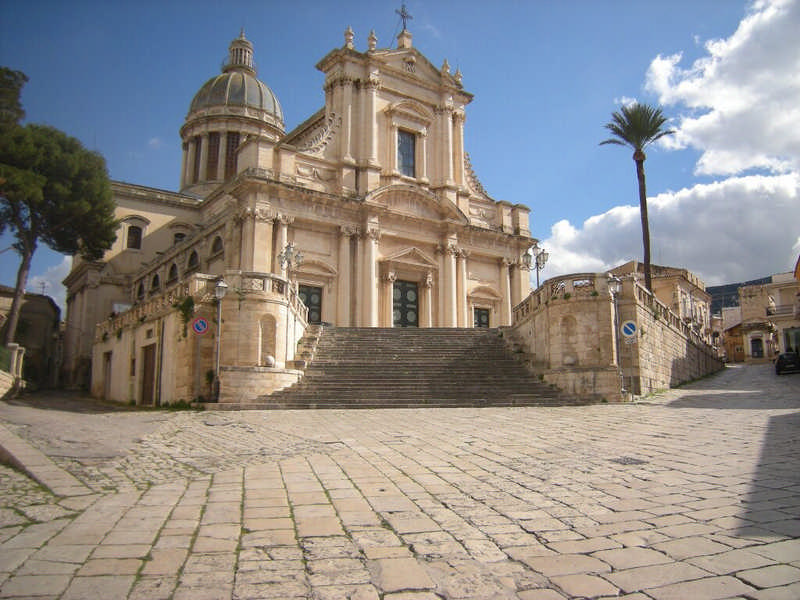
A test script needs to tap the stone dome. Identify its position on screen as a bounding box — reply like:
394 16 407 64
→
187 32 284 129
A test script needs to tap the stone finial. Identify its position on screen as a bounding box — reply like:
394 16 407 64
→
397 28 412 49
454 68 463 85
368 29 377 51
345 26 354 49
441 59 450 75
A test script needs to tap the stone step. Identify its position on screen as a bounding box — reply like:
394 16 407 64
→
237 325 578 409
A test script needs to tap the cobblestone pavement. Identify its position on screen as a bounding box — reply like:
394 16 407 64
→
1 363 799 599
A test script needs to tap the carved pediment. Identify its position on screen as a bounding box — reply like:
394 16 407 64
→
377 49 459 89
382 247 438 271
365 184 468 224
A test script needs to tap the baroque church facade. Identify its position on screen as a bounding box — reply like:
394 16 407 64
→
62 27 537 403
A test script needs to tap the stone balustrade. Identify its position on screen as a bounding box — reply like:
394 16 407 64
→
96 271 308 342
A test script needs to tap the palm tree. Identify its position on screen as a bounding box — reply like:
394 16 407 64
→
601 103 674 292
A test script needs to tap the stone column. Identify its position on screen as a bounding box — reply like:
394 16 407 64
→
419 128 429 184
219 132 229 180
179 142 188 189
436 103 455 186
186 138 198 184
337 226 355 326
341 78 354 163
499 258 512 326
238 207 255 272
383 271 396 327
252 210 275 273
442 241 458 327
457 250 469 327
362 225 380 327
421 271 433 328
198 132 209 181
360 73 381 190
453 111 465 187
366 74 379 165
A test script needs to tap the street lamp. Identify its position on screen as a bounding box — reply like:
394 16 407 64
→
607 273 626 399
278 242 304 280
530 247 549 289
213 278 228 401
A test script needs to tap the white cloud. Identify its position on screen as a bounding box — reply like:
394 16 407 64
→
614 96 639 108
27 256 72 316
540 174 800 286
645 0 800 176
536 0 800 290
148 137 163 150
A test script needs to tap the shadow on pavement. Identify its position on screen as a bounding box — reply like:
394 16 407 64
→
737 410 800 539
665 390 800 410
2 390 139 414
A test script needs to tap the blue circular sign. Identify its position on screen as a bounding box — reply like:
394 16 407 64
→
191 317 209 335
621 320 637 338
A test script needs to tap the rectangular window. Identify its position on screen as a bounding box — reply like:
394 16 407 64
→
206 132 220 180
397 130 415 177
224 132 240 179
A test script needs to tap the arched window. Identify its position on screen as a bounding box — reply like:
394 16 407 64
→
127 225 142 249
136 282 145 301
187 250 199 273
166 263 178 285
211 236 224 256
150 274 160 293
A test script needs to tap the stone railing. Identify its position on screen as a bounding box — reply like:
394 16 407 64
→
634 284 711 351
96 271 309 343
96 275 214 341
236 272 309 324
766 304 797 317
513 273 606 324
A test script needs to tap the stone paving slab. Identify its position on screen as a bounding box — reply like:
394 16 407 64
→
0 363 799 598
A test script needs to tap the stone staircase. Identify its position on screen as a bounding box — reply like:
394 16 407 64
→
218 326 587 409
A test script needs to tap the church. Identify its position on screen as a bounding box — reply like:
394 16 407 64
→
62 24 538 404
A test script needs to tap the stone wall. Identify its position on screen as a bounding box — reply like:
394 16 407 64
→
219 366 301 403
91 270 309 405
511 272 722 401
626 283 724 395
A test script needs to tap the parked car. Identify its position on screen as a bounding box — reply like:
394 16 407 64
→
775 351 800 375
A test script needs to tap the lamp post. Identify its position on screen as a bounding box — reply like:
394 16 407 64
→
277 243 304 364
607 273 626 400
213 278 228 401
278 242 304 282
529 247 549 289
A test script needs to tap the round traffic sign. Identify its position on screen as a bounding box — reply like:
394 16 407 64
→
621 320 637 338
191 317 209 335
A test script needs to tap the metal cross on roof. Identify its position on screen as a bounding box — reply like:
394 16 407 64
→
396 3 413 30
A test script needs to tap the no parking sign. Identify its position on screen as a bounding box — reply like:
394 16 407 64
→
191 317 209 335
621 320 637 344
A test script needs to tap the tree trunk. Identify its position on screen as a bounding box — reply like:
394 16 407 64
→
635 157 652 292
3 242 35 347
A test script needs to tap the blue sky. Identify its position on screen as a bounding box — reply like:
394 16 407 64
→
2 0 799 313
